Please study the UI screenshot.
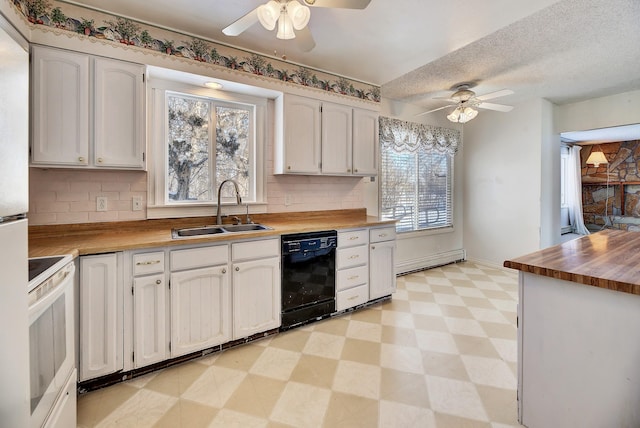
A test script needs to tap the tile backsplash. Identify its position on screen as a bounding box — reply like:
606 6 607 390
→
28 168 365 225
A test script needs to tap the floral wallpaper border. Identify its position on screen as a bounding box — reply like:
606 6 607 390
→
13 0 381 102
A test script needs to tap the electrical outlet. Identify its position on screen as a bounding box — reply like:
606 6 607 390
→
284 193 292 206
96 196 108 212
132 196 143 211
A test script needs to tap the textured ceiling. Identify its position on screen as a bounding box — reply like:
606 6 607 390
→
60 0 640 115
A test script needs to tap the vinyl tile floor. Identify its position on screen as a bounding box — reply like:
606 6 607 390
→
77 261 521 428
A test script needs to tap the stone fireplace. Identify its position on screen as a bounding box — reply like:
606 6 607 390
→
581 140 640 231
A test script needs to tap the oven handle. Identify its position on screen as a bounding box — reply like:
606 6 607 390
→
28 264 75 320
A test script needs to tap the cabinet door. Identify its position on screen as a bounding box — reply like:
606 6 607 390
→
283 94 321 174
321 102 353 174
170 266 231 357
133 274 166 368
94 58 145 169
80 253 121 381
31 46 89 166
352 108 378 175
232 257 281 339
369 240 396 300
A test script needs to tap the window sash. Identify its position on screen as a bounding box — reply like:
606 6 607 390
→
380 148 453 233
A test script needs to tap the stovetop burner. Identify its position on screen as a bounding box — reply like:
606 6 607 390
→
28 256 66 283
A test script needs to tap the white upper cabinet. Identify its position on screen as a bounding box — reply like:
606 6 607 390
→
352 108 378 176
276 93 378 176
31 46 90 166
93 57 145 168
282 94 321 174
31 45 145 169
321 102 353 175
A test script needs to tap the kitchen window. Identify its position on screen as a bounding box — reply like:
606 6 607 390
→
147 78 266 218
378 117 459 233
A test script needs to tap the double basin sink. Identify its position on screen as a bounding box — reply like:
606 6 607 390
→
172 223 272 239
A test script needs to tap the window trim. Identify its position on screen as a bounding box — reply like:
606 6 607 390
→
147 78 266 219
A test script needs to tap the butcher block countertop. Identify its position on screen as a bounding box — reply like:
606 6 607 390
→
29 208 395 258
504 229 640 296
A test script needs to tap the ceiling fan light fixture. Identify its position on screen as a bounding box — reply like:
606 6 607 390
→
276 11 296 39
447 106 478 123
287 1 311 30
257 0 280 30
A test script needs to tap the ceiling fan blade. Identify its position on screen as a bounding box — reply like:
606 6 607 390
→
415 105 453 117
296 26 316 52
302 0 371 9
476 89 514 101
432 96 457 102
477 102 514 112
222 8 259 36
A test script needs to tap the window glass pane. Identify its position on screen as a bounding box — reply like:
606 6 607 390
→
167 94 211 202
216 106 250 198
381 146 453 232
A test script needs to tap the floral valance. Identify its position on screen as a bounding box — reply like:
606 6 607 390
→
379 116 460 155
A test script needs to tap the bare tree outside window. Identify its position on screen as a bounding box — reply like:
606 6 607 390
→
167 94 211 201
167 93 252 203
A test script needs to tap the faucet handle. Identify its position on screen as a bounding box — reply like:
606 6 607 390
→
231 216 241 225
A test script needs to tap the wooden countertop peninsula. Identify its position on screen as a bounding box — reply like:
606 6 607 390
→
29 208 395 258
504 229 640 296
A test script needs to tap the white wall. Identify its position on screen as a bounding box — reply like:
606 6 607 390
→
463 99 551 267
555 89 640 134
364 98 465 273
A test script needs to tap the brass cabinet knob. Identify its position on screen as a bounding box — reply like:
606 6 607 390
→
155 279 161 285
222 268 227 274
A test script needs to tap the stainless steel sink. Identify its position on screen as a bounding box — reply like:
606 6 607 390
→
171 224 271 238
221 224 272 233
171 226 226 238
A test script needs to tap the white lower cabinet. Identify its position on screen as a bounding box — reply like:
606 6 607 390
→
79 253 123 381
232 257 281 339
133 273 166 368
231 239 281 339
169 266 230 357
369 227 397 300
336 229 369 311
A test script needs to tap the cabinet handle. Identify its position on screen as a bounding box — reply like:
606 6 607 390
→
222 268 227 274
354 169 358 173
78 157 84 162
348 295 359 301
371 246 375 250
235 267 240 271
378 233 387 238
155 279 161 285
287 166 291 170
348 275 359 280
348 254 360 260
347 168 351 173
349 236 359 241
136 260 161 266
97 157 103 163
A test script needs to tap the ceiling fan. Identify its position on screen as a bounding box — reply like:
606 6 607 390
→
417 83 514 123
222 0 371 52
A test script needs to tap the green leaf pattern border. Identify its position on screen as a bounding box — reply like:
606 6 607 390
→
12 0 381 102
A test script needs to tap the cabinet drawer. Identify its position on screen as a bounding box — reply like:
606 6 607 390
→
337 245 368 269
336 265 368 292
336 284 369 312
132 251 165 276
232 238 279 261
170 245 228 271
338 229 368 248
370 226 396 243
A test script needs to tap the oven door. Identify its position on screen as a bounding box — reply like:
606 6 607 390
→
28 263 75 428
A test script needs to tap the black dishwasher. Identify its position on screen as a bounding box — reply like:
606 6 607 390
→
281 230 337 330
